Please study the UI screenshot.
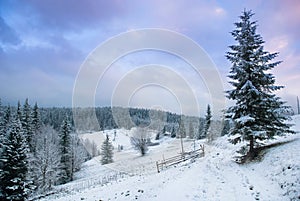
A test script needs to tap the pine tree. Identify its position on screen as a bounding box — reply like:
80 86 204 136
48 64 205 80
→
203 105 212 138
226 10 294 158
21 99 34 152
3 106 11 127
197 117 205 139
20 100 37 192
221 120 230 136
1 107 11 154
58 118 72 184
31 102 41 134
0 117 30 201
17 101 22 121
30 102 41 159
100 135 114 165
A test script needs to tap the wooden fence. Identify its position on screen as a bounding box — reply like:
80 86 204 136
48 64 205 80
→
29 171 128 200
156 144 205 173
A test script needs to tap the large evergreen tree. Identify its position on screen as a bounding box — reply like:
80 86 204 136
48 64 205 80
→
100 135 114 165
21 99 34 153
0 118 30 201
58 118 72 184
226 10 294 157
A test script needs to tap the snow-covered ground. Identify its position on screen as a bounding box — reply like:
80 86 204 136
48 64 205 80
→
38 116 300 201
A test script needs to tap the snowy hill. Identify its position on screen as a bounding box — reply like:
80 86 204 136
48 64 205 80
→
38 116 300 201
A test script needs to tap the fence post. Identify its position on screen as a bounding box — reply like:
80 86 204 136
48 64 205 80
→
156 161 160 173
200 144 204 156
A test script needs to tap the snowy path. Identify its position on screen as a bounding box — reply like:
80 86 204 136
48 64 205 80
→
141 142 288 201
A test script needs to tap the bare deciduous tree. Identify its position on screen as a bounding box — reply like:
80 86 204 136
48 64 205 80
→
130 127 150 156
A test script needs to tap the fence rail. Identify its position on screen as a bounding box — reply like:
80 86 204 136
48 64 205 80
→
29 171 128 200
156 144 204 173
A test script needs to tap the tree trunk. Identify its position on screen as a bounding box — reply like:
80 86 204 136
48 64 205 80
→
249 135 254 152
248 135 256 159
141 145 145 156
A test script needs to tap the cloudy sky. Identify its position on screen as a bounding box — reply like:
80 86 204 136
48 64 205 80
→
0 0 299 116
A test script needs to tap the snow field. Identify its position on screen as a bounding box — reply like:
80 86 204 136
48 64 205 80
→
39 115 300 201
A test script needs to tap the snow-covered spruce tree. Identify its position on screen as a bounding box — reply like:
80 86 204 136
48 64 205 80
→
3 106 11 127
31 102 41 134
203 105 212 139
221 120 230 136
0 107 11 153
20 100 37 193
100 135 114 165
21 99 34 153
226 10 294 158
0 117 30 201
197 117 205 139
17 101 22 121
58 117 72 184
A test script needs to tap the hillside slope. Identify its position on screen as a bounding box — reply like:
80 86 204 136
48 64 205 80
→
39 116 300 201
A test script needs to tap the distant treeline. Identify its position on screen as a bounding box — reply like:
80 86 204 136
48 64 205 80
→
2 103 229 138
39 106 203 134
